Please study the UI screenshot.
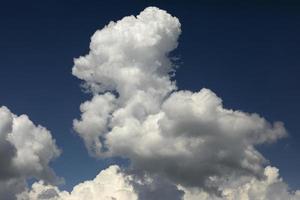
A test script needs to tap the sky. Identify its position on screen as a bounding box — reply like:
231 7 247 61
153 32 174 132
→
0 1 300 199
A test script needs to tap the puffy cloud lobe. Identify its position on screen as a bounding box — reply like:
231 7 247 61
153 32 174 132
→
72 7 180 98
72 6 288 194
19 165 183 200
18 165 138 200
180 166 300 200
73 6 181 159
0 106 60 199
105 88 286 192
73 93 116 156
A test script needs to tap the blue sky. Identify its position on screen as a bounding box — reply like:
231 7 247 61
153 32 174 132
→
0 0 299 193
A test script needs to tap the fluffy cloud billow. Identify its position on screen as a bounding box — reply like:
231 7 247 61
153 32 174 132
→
19 165 300 200
18 165 138 200
180 166 300 200
0 106 60 199
72 6 295 196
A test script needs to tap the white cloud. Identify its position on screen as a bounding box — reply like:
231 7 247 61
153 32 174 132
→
0 106 61 199
72 6 180 98
4 5 297 200
73 93 117 156
19 165 300 200
180 166 300 200
72 6 290 195
18 165 138 200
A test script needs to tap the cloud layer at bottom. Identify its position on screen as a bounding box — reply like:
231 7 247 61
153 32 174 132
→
19 165 300 200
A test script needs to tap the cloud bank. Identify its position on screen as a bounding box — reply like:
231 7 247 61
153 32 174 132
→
0 106 60 199
19 165 300 200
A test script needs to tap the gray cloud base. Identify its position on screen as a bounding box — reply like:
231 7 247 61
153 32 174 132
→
0 106 61 199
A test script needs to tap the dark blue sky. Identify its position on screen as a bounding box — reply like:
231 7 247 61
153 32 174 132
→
0 0 299 191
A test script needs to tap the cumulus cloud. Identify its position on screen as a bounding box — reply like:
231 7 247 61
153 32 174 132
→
17 165 138 200
1 5 298 200
72 6 180 98
19 165 184 200
19 165 300 200
180 166 300 200
72 6 291 196
0 106 61 199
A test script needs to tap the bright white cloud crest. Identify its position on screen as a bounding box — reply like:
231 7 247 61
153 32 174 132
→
2 6 299 200
18 165 138 200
